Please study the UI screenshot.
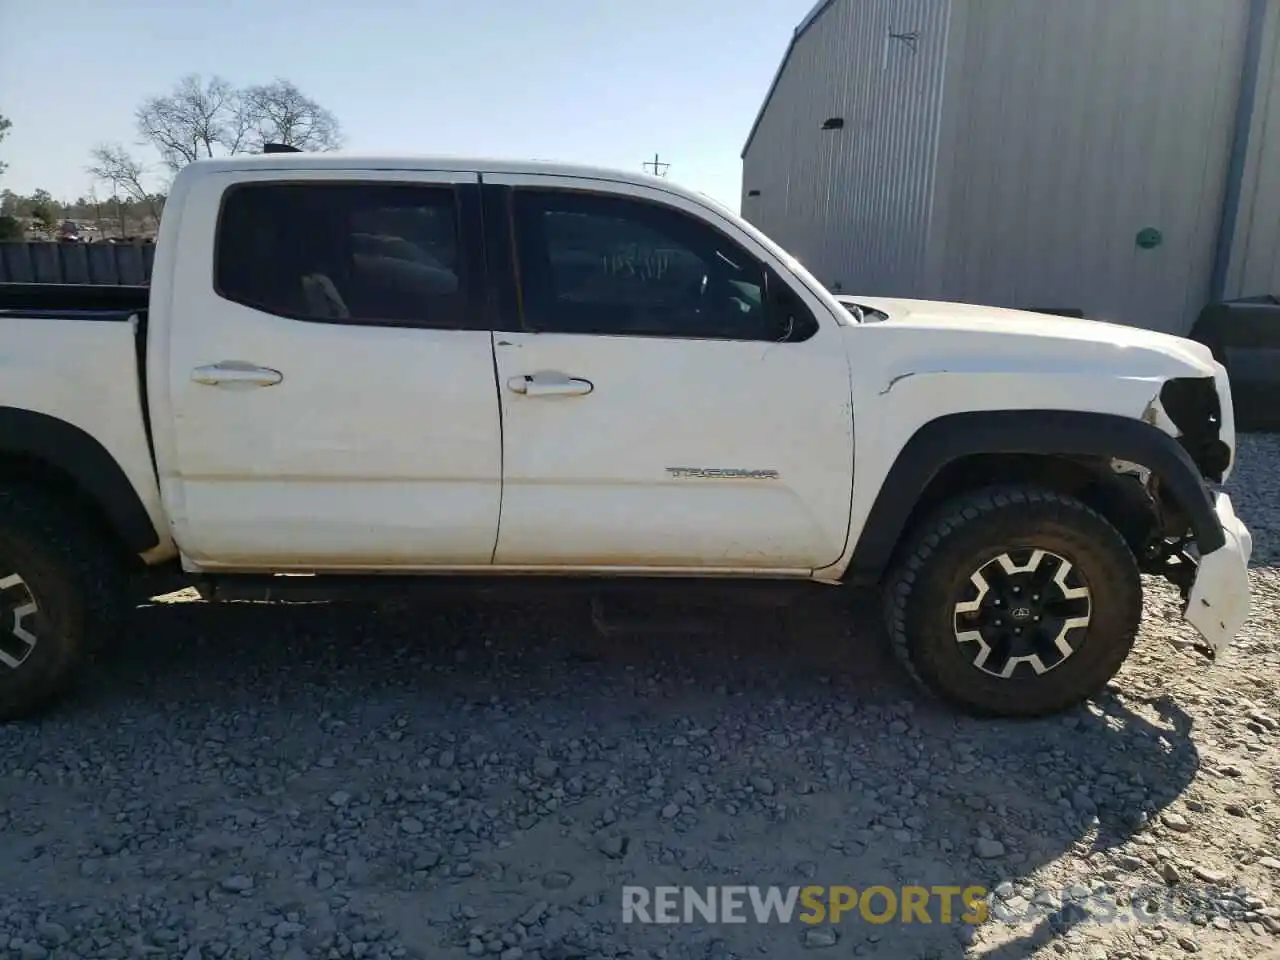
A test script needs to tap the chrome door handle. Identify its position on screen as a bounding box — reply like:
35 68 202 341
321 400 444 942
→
192 361 284 388
507 373 594 397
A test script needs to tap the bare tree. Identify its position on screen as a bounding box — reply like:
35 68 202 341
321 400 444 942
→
0 113 12 176
88 144 162 225
88 186 110 238
132 75 342 174
241 79 343 152
136 75 241 173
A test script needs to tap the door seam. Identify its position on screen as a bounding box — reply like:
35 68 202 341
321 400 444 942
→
478 173 505 564
488 330 505 565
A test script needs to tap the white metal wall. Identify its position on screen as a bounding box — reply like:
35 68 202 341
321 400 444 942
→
934 0 1251 333
1226 0 1280 299
741 0 954 297
745 0 1268 333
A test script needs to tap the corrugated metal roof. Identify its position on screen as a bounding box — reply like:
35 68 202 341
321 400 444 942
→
740 0 841 159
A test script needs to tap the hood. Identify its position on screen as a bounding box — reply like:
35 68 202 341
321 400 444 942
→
841 296 1218 377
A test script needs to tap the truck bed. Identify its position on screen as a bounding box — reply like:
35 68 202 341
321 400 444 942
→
0 282 149 319
0 286 169 559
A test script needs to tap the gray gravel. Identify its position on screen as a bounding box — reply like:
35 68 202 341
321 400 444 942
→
2 435 1279 960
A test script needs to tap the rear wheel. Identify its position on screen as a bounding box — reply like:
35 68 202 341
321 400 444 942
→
883 485 1143 718
0 488 126 722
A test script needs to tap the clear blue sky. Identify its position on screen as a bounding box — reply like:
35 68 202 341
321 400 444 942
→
0 0 808 211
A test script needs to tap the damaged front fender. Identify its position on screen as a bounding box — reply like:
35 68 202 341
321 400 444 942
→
1138 374 1250 658
1144 375 1235 484
1184 492 1253 660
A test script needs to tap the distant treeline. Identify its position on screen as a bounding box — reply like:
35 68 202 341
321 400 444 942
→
1 189 164 240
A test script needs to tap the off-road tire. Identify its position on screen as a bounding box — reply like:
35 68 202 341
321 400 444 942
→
0 486 127 722
882 485 1143 718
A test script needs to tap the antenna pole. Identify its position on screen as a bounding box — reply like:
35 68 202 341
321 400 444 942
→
642 152 670 177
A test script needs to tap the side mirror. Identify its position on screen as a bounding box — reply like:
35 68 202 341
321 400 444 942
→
766 273 818 342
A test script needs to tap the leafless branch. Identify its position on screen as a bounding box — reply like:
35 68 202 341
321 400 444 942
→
131 75 343 174
87 144 162 224
0 113 12 176
241 79 344 152
136 74 242 172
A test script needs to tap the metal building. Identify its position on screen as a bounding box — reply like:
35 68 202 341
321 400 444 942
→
742 0 1280 334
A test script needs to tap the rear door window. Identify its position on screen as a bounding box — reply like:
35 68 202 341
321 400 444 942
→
214 182 470 328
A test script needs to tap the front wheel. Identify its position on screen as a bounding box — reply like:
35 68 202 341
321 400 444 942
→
0 488 126 722
883 486 1143 718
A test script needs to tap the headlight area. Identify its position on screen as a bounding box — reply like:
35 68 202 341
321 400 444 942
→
1157 376 1232 483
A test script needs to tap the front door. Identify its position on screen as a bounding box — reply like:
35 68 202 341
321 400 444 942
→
157 170 502 569
484 175 855 570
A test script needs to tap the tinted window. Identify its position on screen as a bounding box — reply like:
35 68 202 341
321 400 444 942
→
512 190 794 341
215 182 465 327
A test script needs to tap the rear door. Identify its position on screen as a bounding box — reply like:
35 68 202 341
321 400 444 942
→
482 175 855 570
153 169 503 569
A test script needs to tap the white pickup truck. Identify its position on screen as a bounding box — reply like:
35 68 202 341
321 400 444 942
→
0 152 1254 722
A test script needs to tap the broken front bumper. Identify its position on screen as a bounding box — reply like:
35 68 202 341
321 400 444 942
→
1184 492 1253 659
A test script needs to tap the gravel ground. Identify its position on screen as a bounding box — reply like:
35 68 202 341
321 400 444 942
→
2 436 1280 960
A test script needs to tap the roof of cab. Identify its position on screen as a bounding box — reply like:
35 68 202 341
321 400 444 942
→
177 152 727 210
